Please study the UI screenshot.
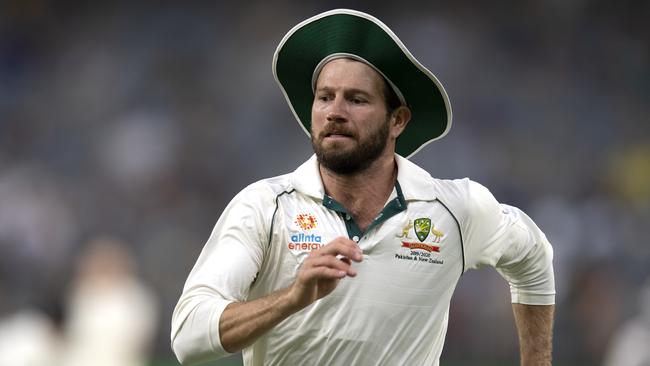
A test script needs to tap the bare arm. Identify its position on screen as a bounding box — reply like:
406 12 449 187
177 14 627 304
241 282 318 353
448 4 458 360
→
512 303 555 366
219 237 363 353
218 287 299 352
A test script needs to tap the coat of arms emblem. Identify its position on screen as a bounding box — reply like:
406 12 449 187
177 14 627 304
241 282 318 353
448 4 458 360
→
413 218 431 242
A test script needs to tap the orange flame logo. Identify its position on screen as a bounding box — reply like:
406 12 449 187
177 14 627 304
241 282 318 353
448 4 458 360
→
295 213 318 231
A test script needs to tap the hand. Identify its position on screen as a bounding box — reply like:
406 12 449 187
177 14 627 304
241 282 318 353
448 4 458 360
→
288 237 363 309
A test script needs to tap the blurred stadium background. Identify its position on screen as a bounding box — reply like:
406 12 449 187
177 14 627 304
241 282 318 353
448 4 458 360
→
0 1 648 365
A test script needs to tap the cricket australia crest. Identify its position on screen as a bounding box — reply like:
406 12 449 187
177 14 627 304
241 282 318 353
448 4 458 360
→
414 218 431 242
395 217 445 265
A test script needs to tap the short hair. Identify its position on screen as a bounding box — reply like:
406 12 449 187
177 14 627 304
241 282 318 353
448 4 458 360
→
381 77 403 115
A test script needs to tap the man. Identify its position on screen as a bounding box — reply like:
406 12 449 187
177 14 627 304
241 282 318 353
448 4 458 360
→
171 9 555 366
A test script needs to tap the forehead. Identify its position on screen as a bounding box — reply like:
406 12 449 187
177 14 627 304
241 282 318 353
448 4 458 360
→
314 58 385 95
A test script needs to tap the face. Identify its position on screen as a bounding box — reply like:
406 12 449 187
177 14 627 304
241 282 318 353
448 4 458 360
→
311 58 395 175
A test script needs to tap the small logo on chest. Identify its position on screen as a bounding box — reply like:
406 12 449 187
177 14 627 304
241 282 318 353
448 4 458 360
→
295 213 318 231
395 218 445 264
288 213 323 253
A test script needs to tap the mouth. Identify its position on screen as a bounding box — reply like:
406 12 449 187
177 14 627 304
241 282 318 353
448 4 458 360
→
323 131 354 139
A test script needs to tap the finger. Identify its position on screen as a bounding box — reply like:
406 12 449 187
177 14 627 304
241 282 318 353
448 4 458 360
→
339 256 352 266
300 266 348 281
302 255 357 276
313 238 363 261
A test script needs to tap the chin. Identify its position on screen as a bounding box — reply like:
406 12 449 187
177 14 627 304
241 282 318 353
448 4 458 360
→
315 149 374 175
318 139 354 153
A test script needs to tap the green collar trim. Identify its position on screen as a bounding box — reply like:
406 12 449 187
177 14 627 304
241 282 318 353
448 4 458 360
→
322 181 407 241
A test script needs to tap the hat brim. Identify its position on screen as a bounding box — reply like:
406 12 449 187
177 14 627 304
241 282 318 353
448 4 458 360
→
273 9 452 159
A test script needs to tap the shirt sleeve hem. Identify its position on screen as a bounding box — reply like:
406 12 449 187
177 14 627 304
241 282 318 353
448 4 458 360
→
511 292 555 305
209 299 235 356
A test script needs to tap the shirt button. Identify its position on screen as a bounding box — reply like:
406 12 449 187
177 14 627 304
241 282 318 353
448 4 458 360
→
345 214 351 220
352 235 360 242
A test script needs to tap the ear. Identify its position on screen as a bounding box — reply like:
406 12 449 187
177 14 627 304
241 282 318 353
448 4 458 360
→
390 106 412 139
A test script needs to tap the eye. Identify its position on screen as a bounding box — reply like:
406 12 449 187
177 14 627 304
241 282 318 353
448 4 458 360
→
350 97 367 104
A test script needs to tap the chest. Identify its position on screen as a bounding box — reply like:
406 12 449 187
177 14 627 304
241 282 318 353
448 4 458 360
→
252 196 465 305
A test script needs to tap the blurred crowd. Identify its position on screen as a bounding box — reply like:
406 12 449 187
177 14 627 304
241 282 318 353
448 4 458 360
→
0 1 648 365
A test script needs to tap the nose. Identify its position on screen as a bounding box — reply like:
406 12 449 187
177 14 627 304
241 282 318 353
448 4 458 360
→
326 97 347 123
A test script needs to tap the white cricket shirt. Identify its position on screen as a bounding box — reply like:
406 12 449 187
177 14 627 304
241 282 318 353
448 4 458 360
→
171 154 555 365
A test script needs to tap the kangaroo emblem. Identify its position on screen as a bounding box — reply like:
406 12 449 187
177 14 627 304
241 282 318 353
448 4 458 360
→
396 221 413 239
431 226 444 243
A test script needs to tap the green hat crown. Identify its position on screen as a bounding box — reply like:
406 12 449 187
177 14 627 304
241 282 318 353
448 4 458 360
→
273 9 452 158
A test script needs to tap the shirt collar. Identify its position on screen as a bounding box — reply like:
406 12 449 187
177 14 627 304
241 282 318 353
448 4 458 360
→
290 154 325 199
290 154 437 202
394 154 438 201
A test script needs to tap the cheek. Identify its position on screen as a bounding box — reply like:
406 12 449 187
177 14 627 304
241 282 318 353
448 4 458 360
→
310 112 324 136
310 108 319 121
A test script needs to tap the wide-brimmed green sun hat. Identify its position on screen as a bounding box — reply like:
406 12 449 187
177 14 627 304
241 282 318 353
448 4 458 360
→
272 9 452 159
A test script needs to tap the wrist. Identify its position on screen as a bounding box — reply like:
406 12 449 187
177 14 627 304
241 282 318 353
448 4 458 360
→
283 282 311 312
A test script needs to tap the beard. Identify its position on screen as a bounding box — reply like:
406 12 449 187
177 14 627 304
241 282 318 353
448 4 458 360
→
311 116 390 175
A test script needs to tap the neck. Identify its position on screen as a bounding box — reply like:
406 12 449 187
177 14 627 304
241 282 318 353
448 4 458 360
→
319 152 397 231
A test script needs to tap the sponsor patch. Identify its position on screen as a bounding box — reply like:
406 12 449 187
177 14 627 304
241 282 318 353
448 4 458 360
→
288 213 323 253
395 218 445 265
295 213 317 231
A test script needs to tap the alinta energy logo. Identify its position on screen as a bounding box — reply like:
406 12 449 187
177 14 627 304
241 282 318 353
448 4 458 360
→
288 213 323 252
295 213 317 231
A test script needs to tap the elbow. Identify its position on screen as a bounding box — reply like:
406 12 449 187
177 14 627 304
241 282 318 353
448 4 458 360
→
171 307 194 365
170 310 204 366
171 332 194 366
170 300 232 365
170 287 237 364
171 331 219 366
172 336 232 366
170 321 218 366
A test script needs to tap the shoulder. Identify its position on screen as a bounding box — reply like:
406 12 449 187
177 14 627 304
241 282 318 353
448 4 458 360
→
213 172 296 238
428 176 477 204
235 172 295 201
220 173 296 223
396 156 495 213
430 177 500 221
430 177 471 199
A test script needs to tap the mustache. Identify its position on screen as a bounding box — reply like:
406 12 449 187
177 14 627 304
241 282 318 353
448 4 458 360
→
317 124 356 139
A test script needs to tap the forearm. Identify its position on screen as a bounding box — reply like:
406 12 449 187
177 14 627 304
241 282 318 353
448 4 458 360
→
512 303 554 366
219 286 303 353
221 237 362 353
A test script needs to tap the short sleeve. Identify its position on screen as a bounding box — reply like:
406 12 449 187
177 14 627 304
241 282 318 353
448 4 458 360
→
463 181 555 305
